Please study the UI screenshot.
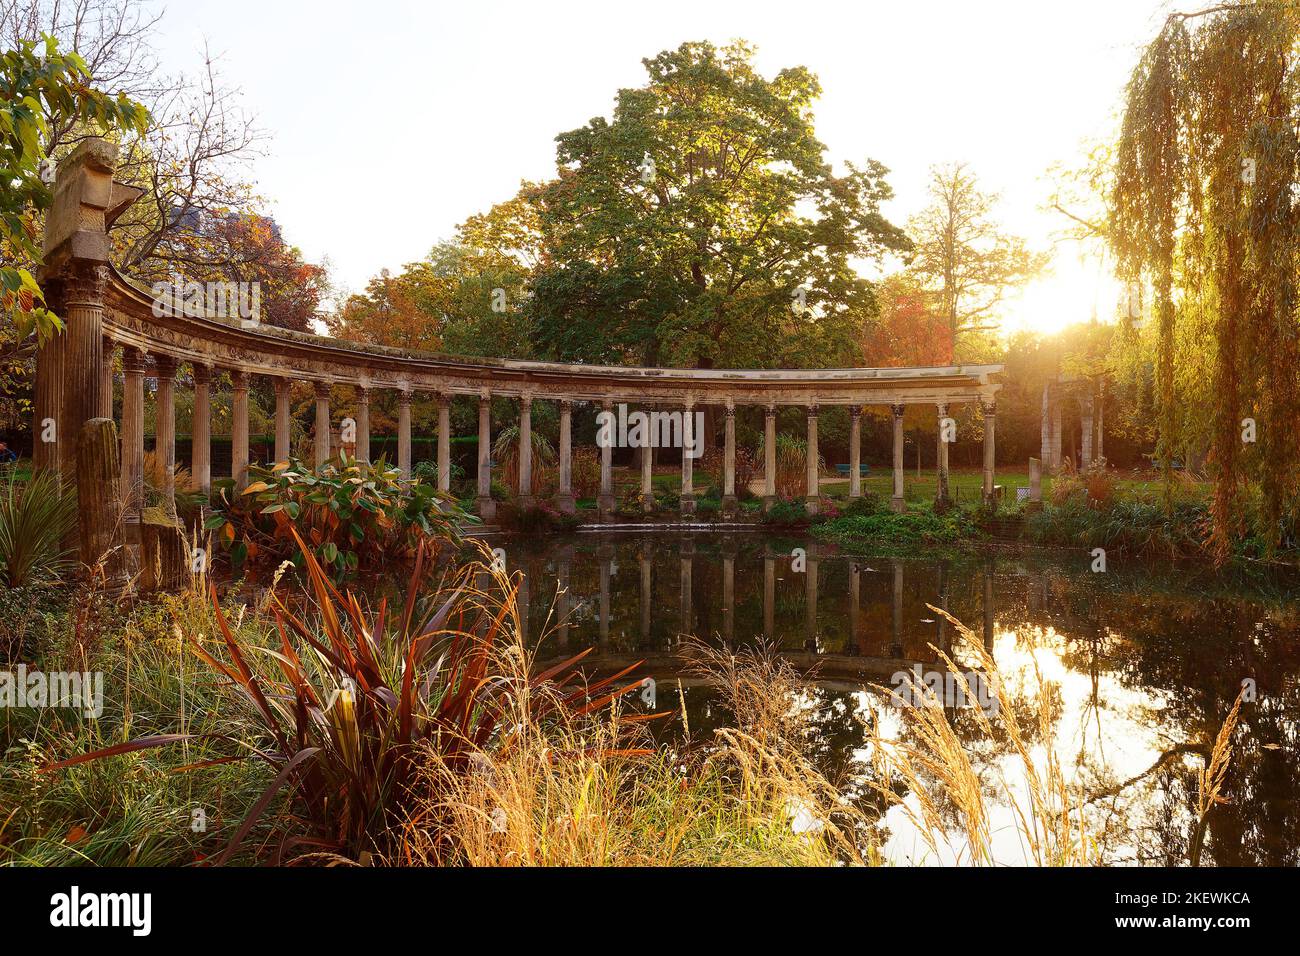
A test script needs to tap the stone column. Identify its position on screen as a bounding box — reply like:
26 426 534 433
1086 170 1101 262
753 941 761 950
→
849 405 862 498
763 404 777 510
314 381 331 468
1096 380 1105 462
891 403 905 513
1050 402 1062 471
598 399 616 518
1040 382 1052 471
273 377 291 464
518 394 534 505
935 402 950 508
722 401 737 515
1029 456 1042 503
230 370 250 491
1080 394 1094 469
476 392 495 520
982 399 997 508
100 337 115 420
49 264 110 485
640 406 654 513
680 398 695 515
153 354 178 516
804 404 819 515
32 314 63 476
191 362 212 498
436 393 451 491
556 399 575 514
120 346 146 525
397 389 412 479
355 386 371 464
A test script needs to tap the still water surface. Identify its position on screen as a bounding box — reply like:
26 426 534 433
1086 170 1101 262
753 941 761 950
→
486 530 1299 866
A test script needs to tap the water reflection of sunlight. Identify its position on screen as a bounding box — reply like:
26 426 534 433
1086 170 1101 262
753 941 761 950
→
855 624 1193 866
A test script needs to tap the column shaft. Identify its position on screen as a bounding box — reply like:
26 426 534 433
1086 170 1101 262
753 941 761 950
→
191 364 212 498
274 378 291 464
230 371 250 490
891 403 905 513
314 382 331 467
982 399 997 508
763 405 777 509
935 402 950 508
598 399 615 518
556 399 575 514
680 401 695 515
153 355 178 515
518 396 534 505
436 394 451 491
355 387 371 464
120 347 146 523
397 390 412 478
722 402 737 513
476 394 495 520
805 405 819 514
849 406 862 498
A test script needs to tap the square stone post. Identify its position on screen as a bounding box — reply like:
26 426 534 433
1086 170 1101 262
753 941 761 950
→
476 391 495 520
982 399 997 508
890 403 906 513
722 400 737 515
1029 456 1042 503
598 399 616 518
556 399 575 514
230 370 250 491
680 398 695 515
935 401 950 508
191 362 212 498
153 354 178 516
436 393 451 491
1050 402 1062 471
1040 382 1052 472
273 377 291 464
120 346 146 525
314 381 331 468
397 389 412 479
849 405 862 498
763 404 777 511
805 404 820 515
355 385 370 464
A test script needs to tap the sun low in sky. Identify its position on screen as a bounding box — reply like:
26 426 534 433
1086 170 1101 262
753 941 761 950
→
151 0 1171 341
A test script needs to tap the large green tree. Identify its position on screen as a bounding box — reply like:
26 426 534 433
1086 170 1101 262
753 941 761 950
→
526 40 908 369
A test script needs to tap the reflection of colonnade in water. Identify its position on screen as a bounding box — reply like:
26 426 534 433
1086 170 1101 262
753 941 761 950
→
514 540 998 678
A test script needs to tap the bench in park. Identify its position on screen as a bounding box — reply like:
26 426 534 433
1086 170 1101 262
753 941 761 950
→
834 464 871 477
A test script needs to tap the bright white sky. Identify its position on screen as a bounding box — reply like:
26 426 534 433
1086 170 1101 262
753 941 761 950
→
149 0 1176 337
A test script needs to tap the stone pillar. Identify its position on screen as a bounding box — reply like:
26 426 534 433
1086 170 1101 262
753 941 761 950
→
120 347 146 524
556 399 575 514
355 386 371 464
518 394 534 505
763 404 777 510
935 402 950 508
397 389 412 479
1040 382 1052 472
598 399 616 518
153 354 178 515
230 370 250 491
476 392 495 520
849 405 862 498
680 399 695 515
32 315 63 476
1080 394 1094 469
314 381 331 468
100 337 115 420
436 394 451 491
722 401 737 515
77 417 125 590
891 402 905 513
982 399 997 508
640 406 654 513
1029 456 1042 503
273 377 291 464
191 363 212 498
804 404 819 515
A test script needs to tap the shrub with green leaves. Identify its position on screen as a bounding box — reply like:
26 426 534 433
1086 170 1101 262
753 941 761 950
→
0 469 76 588
208 454 472 578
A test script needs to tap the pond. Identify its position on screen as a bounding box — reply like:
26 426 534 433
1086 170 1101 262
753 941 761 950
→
484 529 1300 866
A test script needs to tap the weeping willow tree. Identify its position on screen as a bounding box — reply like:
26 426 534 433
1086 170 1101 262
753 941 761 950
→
1113 2 1300 560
